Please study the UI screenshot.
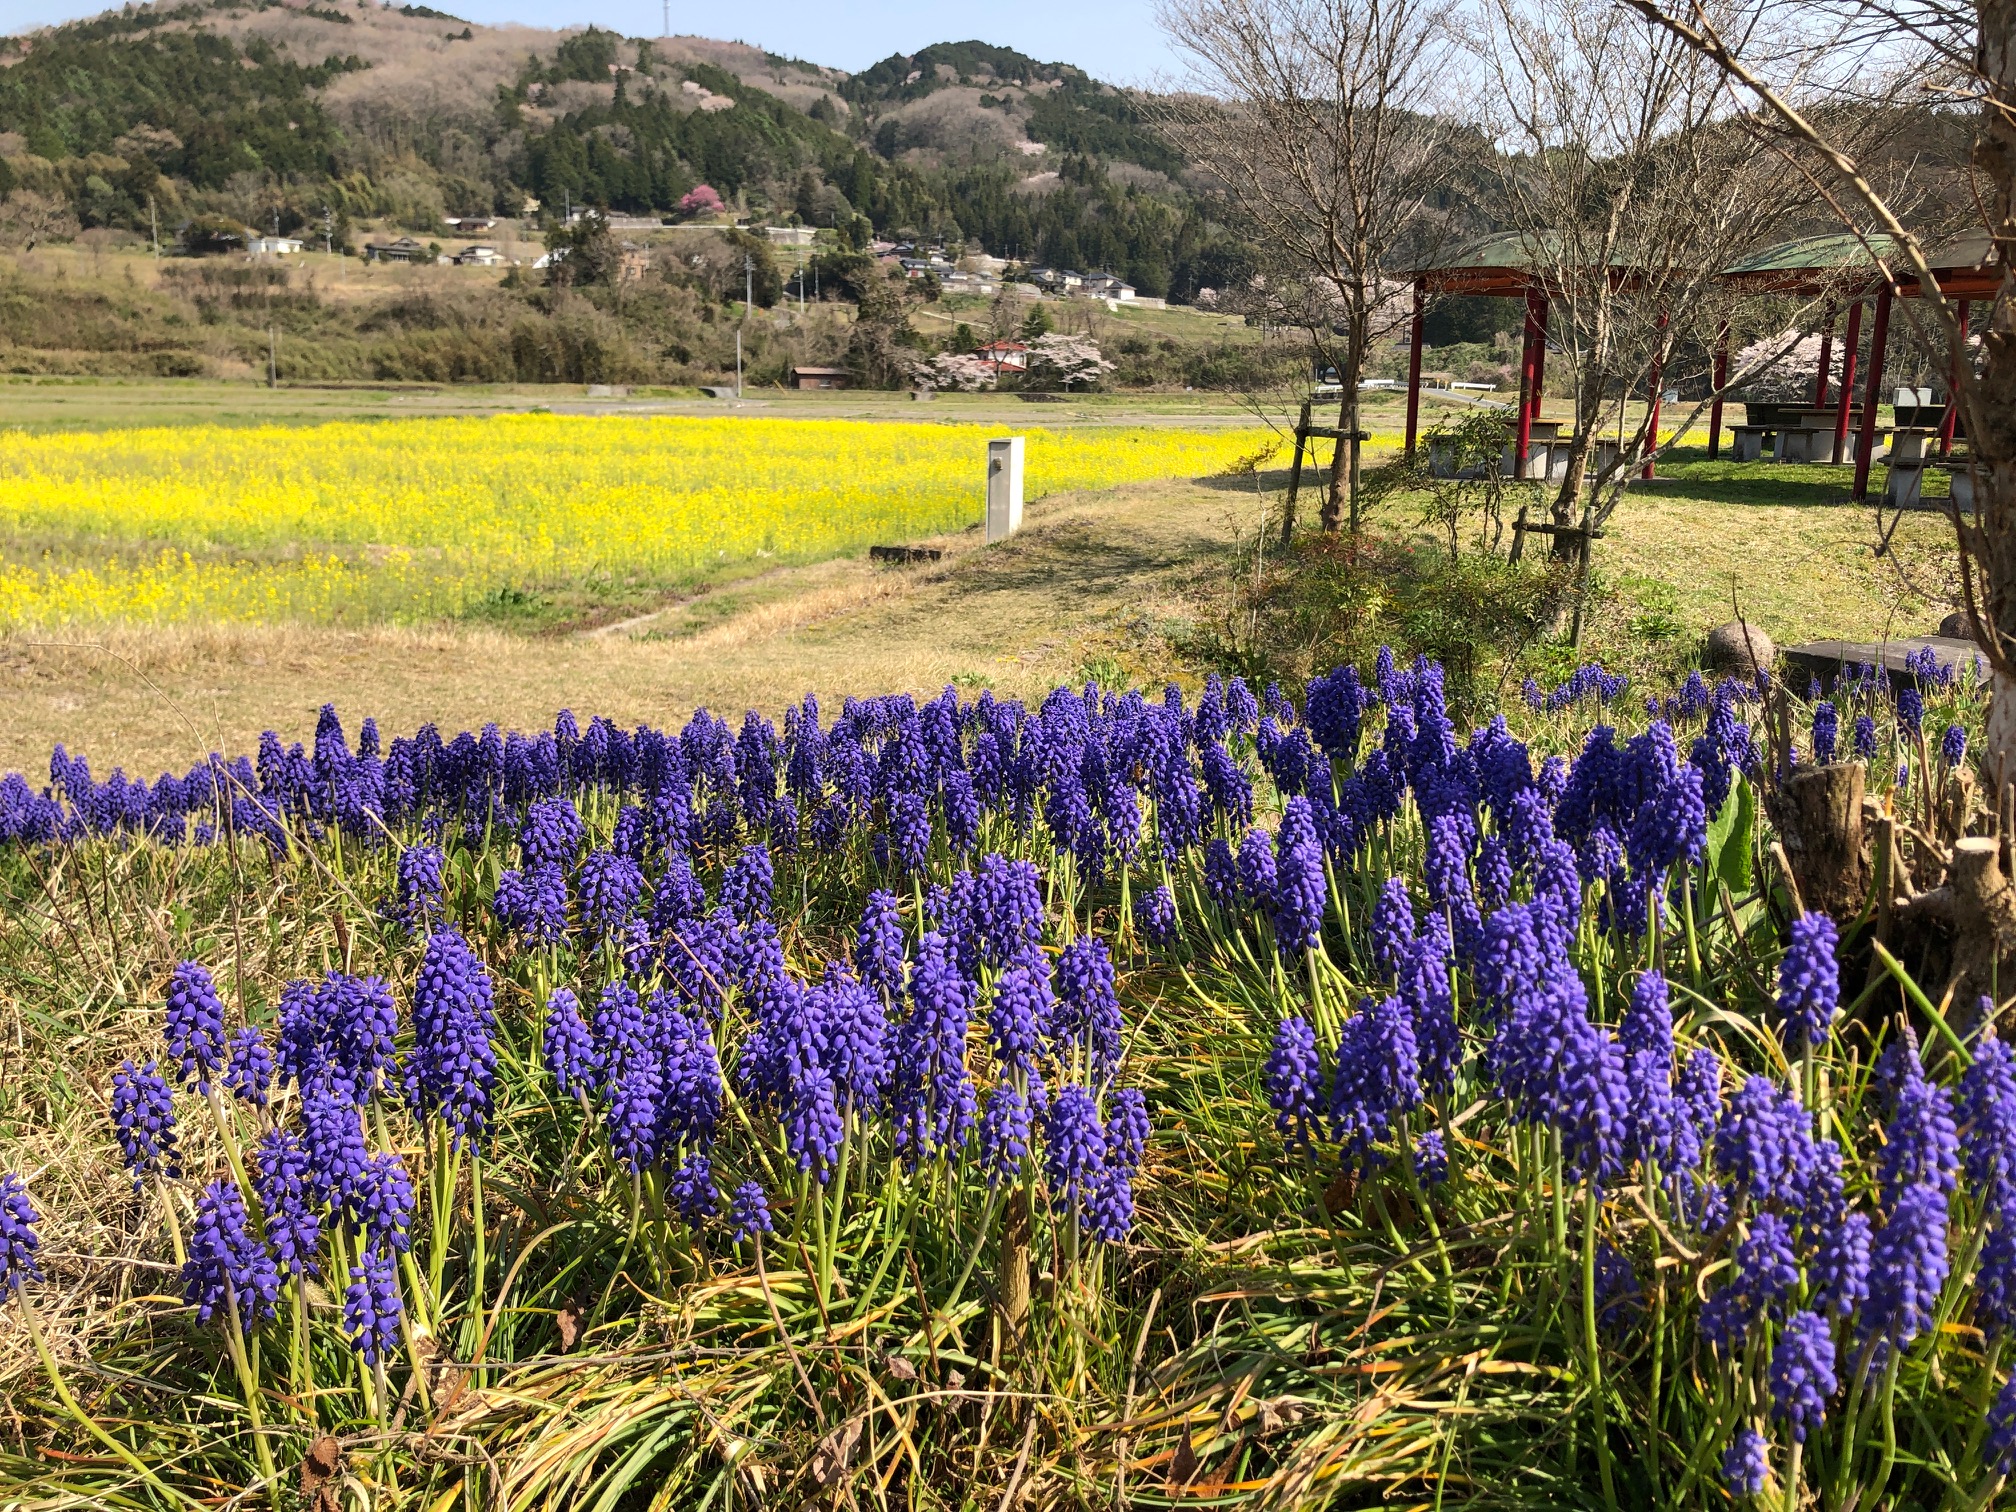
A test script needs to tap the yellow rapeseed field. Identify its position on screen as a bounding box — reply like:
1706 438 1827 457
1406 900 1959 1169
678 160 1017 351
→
0 414 1270 628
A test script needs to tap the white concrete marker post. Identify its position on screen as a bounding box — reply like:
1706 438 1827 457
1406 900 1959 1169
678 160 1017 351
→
986 436 1025 543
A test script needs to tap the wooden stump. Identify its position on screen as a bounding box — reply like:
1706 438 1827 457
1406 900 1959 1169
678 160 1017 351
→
1768 762 1870 921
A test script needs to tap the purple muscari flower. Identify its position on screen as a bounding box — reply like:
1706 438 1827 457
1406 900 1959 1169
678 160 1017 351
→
1776 913 1840 1050
1369 877 1414 982
604 1042 663 1174
989 961 1048 1077
394 844 446 926
1203 837 1239 909
1107 1086 1149 1168
1134 884 1178 948
1716 1077 1818 1210
1593 1243 1642 1331
352 1153 415 1253
1422 813 1475 907
816 966 889 1111
888 791 933 875
1989 1372 2016 1475
183 1179 280 1331
495 862 569 946
1876 1029 1958 1204
591 982 648 1075
1853 714 1878 760
721 842 775 924
1621 972 1677 1167
979 1080 1034 1186
943 770 982 852
165 960 227 1093
729 1181 774 1243
665 912 732 1017
225 1026 273 1109
1811 701 1839 764
1086 1138 1136 1243
1941 723 1968 768
110 1059 180 1185
1720 1429 1768 1496
1053 936 1122 1081
1044 1084 1107 1213
975 855 1044 971
1237 827 1277 913
854 890 908 1007
1414 1129 1448 1185
1898 686 1923 733
1265 1017 1323 1150
254 1129 321 1278
670 1152 717 1225
1862 1181 1950 1349
1625 763 1707 877
302 1084 371 1210
1401 913 1460 1092
892 932 978 1165
519 797 583 868
786 1064 845 1180
650 855 706 934
577 848 645 935
1474 835 1513 911
1272 800 1328 958
1329 994 1421 1166
343 1246 403 1364
407 930 497 1150
1961 1029 2016 1207
655 999 724 1149
0 1173 42 1290
1812 1212 1872 1319
542 987 595 1098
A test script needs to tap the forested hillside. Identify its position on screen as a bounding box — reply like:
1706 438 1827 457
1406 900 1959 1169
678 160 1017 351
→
0 2 1252 300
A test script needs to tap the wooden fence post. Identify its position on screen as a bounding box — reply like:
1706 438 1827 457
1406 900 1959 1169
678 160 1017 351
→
1280 399 1312 550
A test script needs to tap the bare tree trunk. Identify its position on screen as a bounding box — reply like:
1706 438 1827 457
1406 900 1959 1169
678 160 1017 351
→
1978 0 2016 787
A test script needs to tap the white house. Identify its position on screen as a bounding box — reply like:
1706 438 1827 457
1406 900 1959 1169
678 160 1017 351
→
455 245 503 266
1079 271 1135 300
247 236 304 255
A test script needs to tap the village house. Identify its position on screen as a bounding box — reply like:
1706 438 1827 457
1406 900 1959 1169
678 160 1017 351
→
363 236 428 264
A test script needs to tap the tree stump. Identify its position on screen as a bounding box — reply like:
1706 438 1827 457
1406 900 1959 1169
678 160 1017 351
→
1945 837 2016 1033
1767 762 1870 921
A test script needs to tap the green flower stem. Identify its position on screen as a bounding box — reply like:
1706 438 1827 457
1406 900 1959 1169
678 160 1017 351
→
221 1294 282 1512
1580 1187 1619 1512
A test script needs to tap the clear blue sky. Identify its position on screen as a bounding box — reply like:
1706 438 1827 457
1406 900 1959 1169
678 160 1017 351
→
0 0 1178 84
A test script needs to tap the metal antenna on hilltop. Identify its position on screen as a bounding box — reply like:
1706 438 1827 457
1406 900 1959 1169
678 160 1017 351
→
662 0 669 37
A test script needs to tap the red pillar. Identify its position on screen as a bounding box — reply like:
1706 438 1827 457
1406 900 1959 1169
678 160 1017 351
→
1514 286 1542 475
1403 279 1426 461
1708 323 1729 461
1939 300 1970 457
1813 303 1835 407
1832 299 1863 465
1852 282 1893 503
1642 310 1669 480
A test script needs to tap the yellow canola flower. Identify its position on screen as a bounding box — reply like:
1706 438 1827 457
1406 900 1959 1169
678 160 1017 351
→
0 414 1267 628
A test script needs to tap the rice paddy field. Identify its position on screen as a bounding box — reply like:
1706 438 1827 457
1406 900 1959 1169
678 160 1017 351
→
0 414 1273 629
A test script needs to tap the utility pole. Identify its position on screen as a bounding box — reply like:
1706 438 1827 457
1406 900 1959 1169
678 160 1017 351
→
323 205 334 256
268 325 278 389
662 0 669 36
736 252 752 398
148 196 159 258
